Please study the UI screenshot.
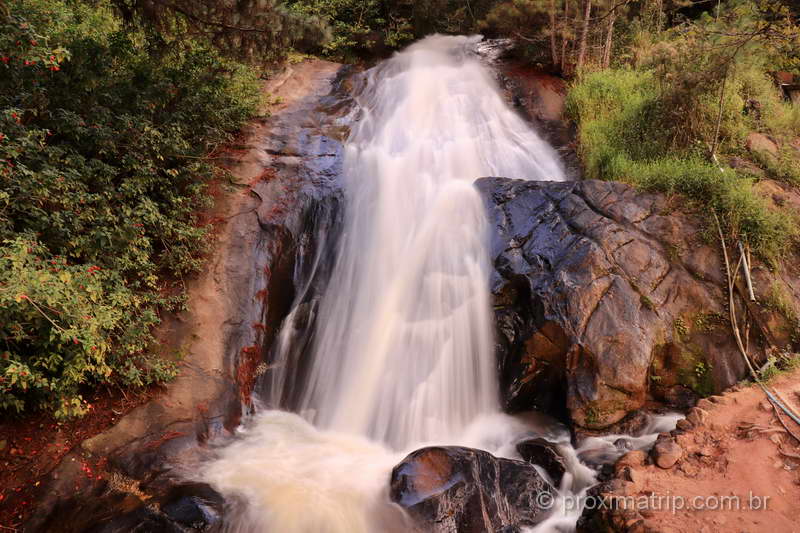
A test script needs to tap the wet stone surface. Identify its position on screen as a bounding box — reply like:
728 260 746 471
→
390 446 555 533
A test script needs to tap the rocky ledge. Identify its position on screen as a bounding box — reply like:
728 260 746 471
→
478 178 800 429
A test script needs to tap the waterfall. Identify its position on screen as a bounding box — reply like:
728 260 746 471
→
270 34 565 449
203 35 574 533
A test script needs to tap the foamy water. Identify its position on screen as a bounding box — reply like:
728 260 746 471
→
202 35 672 533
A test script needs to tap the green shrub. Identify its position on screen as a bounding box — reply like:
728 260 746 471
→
0 0 261 417
0 239 176 417
287 0 410 58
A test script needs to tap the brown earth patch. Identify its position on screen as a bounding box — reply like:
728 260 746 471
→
586 368 800 532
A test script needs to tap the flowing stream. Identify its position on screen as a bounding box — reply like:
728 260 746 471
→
202 35 678 533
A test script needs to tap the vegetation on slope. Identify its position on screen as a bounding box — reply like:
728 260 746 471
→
560 0 800 261
0 0 261 417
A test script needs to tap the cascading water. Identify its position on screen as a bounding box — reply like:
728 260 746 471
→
269 34 564 448
202 35 678 533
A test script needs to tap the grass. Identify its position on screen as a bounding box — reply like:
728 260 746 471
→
752 146 800 187
566 68 798 264
759 353 800 383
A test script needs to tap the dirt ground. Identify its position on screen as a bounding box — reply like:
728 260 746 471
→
608 368 800 533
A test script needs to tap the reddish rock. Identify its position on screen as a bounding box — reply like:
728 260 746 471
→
652 439 683 469
746 132 779 158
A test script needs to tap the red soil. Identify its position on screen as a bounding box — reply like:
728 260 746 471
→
0 386 157 529
614 369 800 532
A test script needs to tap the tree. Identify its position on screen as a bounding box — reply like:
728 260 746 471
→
549 0 559 66
109 0 325 62
576 0 591 70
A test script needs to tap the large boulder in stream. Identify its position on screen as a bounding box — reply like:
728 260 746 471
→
477 177 800 430
390 446 555 532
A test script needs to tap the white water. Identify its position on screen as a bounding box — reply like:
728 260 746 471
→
271 33 564 448
202 35 674 533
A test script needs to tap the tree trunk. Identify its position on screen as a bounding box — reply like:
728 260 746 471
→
602 7 617 68
549 0 559 67
561 0 570 73
576 0 592 72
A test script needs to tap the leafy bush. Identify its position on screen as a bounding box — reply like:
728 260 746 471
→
0 0 261 417
0 239 177 417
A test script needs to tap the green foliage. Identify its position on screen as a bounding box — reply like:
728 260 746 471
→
566 67 797 262
285 0 495 58
759 352 800 382
693 312 720 333
480 0 550 63
287 0 394 57
676 350 715 397
674 316 688 339
752 146 800 186
0 239 176 417
107 0 326 63
640 293 655 311
0 0 261 417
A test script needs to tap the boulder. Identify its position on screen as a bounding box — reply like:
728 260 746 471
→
515 438 567 486
477 178 749 429
651 438 682 469
390 446 554 532
746 132 779 160
160 483 224 531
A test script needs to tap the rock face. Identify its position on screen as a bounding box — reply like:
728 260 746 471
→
477 177 800 429
390 446 554 533
746 132 779 159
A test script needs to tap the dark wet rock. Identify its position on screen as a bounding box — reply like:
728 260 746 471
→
161 483 224 530
575 479 617 532
477 178 768 429
87 507 187 533
516 438 566 486
84 483 224 533
658 385 698 411
390 446 554 533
